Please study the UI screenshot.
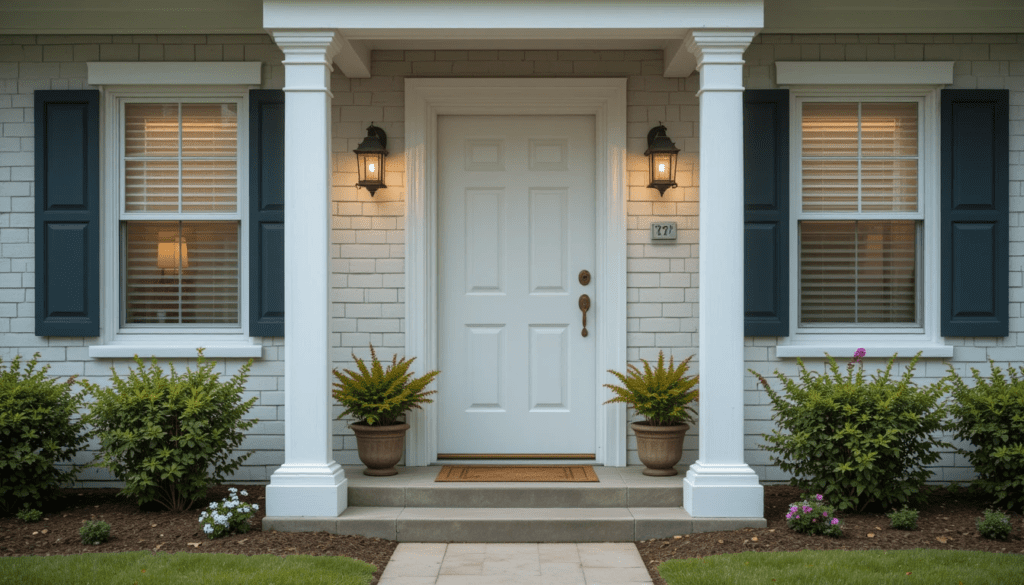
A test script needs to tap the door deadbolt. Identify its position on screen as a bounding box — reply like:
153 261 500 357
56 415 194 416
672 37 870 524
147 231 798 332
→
579 270 591 286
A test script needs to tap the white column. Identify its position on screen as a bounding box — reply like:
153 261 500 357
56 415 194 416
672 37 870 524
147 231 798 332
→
266 30 347 518
682 30 764 519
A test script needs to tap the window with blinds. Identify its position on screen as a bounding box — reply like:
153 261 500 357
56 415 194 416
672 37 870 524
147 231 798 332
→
798 101 921 326
120 101 241 327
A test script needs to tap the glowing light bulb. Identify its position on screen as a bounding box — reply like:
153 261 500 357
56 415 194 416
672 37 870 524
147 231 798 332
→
368 162 376 173
658 163 666 173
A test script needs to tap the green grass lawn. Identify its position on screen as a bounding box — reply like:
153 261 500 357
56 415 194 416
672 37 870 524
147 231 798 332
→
0 551 378 585
659 549 1023 585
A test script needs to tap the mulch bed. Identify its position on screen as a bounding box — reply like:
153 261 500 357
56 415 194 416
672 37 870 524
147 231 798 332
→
0 485 396 584
3 484 1021 585
637 485 1024 585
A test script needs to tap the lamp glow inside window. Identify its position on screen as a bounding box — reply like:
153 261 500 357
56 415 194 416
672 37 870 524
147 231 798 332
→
797 100 922 326
120 101 242 326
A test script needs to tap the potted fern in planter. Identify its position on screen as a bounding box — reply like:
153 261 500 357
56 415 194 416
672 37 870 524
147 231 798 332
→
604 352 698 476
332 345 439 476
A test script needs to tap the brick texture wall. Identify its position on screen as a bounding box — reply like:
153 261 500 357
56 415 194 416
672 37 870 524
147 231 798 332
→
1 32 1021 484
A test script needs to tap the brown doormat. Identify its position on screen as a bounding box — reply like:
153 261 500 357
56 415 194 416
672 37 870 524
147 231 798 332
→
435 465 599 482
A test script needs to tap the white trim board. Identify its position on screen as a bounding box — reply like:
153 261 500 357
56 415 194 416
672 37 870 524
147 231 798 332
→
404 78 629 467
776 62 954 86
87 62 262 86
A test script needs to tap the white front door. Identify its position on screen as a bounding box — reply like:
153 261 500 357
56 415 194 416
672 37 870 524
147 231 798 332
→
438 115 597 457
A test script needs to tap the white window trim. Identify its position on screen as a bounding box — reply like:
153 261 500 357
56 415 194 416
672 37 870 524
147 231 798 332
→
775 84 952 359
90 86 262 359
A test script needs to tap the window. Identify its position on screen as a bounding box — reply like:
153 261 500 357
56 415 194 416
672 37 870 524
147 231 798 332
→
797 99 922 328
119 101 242 327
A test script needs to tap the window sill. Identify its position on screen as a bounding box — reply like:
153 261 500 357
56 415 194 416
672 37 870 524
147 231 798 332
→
774 343 953 359
89 343 263 359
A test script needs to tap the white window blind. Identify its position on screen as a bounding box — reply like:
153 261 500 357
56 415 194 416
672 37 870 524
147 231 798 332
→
799 101 920 326
121 101 241 327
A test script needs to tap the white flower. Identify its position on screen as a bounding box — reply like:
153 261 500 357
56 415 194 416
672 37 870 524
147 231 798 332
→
209 502 218 509
252 504 259 510
229 487 238 493
240 490 248 497
203 524 214 534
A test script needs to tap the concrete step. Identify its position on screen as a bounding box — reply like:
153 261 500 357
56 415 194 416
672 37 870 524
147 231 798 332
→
264 507 767 542
345 465 685 508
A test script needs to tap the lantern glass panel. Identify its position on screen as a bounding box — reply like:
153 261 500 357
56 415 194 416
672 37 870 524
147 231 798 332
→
359 152 384 184
652 152 676 183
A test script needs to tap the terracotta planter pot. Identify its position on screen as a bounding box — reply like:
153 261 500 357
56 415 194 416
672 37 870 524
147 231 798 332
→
350 422 410 476
631 421 689 476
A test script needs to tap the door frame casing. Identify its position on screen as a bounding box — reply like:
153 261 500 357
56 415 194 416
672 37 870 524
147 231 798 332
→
404 78 628 467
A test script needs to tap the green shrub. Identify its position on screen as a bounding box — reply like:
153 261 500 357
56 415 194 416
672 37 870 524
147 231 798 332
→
82 352 256 512
332 345 439 426
940 363 1024 512
976 509 1013 541
0 354 89 514
752 352 950 513
79 519 110 545
16 507 43 523
887 506 920 530
604 352 699 426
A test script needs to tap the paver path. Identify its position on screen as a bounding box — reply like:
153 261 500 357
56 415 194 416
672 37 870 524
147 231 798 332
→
377 542 653 585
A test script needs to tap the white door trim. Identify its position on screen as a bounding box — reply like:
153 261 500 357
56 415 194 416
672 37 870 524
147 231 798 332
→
405 78 628 467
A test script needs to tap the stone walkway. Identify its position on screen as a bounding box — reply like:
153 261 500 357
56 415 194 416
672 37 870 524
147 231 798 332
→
377 542 653 584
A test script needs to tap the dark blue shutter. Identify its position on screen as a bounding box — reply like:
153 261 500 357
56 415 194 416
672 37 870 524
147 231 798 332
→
941 90 1009 337
743 89 789 336
34 90 100 337
249 90 285 337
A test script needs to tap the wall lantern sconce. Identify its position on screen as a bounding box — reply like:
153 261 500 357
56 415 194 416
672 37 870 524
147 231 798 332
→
645 124 679 196
157 236 189 275
354 123 388 196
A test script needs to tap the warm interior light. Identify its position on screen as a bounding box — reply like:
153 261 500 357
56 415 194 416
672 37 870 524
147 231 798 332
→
157 239 189 272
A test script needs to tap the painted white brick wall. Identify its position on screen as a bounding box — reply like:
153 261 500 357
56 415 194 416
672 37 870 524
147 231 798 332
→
0 34 287 485
742 33 1024 483
1 32 1021 485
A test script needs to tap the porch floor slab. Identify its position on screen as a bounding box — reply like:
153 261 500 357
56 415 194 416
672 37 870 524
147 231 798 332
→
345 465 686 508
263 465 766 542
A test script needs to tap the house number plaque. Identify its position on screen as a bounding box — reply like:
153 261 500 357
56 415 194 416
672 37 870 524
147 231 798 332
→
650 221 677 242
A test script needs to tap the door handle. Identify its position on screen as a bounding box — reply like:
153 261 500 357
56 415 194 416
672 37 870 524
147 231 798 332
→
579 294 591 337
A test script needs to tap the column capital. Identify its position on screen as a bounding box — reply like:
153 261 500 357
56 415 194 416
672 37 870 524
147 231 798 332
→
683 29 757 68
271 29 343 65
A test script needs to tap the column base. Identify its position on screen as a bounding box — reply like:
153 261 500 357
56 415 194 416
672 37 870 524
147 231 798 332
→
683 460 763 518
266 462 348 517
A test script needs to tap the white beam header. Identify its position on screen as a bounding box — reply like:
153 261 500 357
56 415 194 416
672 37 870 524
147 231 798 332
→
264 0 764 32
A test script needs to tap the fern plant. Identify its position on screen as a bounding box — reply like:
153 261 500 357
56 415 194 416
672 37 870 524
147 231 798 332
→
332 345 439 426
603 352 698 426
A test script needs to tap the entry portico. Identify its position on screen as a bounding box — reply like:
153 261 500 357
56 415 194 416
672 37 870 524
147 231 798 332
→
263 0 764 519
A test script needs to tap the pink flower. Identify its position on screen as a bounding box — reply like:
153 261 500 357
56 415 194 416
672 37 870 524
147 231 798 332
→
831 518 839 525
803 506 812 513
823 512 829 517
853 348 866 361
815 494 824 502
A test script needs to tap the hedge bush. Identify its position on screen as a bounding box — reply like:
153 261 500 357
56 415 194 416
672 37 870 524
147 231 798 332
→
941 363 1024 512
82 352 256 512
753 352 949 512
0 354 89 514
